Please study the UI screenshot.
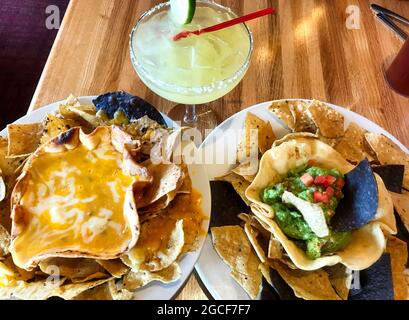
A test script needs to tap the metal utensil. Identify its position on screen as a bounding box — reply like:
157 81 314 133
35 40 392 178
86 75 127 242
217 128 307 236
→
370 3 408 41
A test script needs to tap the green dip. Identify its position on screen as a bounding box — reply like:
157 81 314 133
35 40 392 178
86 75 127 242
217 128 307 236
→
261 164 352 259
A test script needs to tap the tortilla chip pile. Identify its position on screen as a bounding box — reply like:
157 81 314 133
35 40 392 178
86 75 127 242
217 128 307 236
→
211 99 409 300
0 93 205 300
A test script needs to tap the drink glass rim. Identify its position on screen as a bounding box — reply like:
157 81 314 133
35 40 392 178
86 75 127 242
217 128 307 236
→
129 0 254 95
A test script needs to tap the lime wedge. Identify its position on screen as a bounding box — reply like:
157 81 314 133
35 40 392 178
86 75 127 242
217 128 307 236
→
170 0 196 25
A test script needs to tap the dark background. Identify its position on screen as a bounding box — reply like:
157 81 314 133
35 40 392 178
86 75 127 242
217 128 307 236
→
0 0 70 129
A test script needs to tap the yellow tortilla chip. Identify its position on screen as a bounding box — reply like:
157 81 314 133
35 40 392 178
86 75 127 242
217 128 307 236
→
268 100 319 133
232 161 258 182
277 256 298 270
58 97 80 118
66 105 103 128
244 223 267 263
238 213 271 239
290 103 317 133
73 279 134 301
273 132 318 147
6 123 43 156
123 220 184 272
107 281 133 300
40 114 86 144
268 235 282 260
139 192 178 216
237 113 269 162
0 140 21 232
261 123 276 154
251 202 274 219
390 192 409 232
230 261 260 299
1 144 26 181
334 122 369 163
136 163 183 208
271 260 341 300
365 133 409 189
0 256 36 283
306 100 344 138
317 131 339 148
38 258 108 281
211 225 262 299
72 282 113 300
0 260 20 288
216 172 251 206
177 163 192 194
258 262 272 286
325 264 352 300
70 273 109 283
0 138 21 177
96 259 129 278
385 236 409 300
0 224 10 257
15 266 36 282
268 101 296 131
245 112 276 154
62 94 80 108
107 280 134 300
0 278 111 300
122 262 181 290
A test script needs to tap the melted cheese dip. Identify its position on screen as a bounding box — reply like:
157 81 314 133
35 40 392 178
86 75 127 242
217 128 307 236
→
12 140 137 268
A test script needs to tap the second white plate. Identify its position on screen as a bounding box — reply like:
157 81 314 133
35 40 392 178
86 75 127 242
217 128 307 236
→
195 99 409 300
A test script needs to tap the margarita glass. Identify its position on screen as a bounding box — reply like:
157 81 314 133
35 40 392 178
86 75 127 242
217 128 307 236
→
130 1 253 132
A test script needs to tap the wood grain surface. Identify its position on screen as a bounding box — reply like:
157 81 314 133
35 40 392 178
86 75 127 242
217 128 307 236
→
29 0 409 299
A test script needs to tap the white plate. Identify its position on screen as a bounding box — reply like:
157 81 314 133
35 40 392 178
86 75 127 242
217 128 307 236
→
0 96 211 300
195 99 409 300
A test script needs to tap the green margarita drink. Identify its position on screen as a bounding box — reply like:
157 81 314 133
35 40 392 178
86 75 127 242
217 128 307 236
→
131 1 252 105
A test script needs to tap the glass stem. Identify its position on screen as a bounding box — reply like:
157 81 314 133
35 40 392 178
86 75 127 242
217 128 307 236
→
184 104 198 125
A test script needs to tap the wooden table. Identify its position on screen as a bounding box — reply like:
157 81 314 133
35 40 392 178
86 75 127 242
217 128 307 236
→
29 0 409 299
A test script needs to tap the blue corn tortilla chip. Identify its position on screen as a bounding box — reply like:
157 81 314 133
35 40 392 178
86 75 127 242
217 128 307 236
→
331 159 378 231
260 269 300 300
394 210 409 267
210 181 249 228
92 91 167 126
260 277 280 300
348 274 363 297
349 253 394 300
372 164 404 194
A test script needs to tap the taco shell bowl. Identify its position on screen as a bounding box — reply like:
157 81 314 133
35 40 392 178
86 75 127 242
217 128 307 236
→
245 137 396 271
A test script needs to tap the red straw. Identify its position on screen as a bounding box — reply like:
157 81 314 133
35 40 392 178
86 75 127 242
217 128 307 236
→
173 7 275 41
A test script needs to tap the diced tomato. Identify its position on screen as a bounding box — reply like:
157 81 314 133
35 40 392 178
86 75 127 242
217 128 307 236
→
335 178 345 189
314 191 330 204
314 176 325 185
300 173 314 186
325 186 335 197
314 175 337 188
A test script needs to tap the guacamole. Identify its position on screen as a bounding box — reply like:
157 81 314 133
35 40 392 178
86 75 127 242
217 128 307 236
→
261 163 352 259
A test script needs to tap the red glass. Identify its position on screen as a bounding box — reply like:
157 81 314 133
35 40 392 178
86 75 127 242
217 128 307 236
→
385 38 409 97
